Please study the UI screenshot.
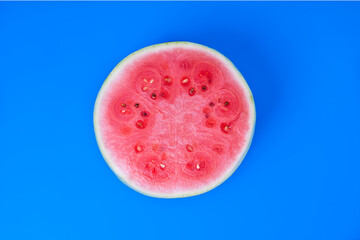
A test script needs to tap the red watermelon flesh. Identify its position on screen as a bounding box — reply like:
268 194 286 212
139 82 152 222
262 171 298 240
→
94 42 256 198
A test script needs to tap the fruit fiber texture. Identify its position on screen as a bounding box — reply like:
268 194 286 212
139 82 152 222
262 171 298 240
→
94 42 256 198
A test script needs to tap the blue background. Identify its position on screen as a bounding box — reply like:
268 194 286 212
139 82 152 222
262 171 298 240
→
1 2 360 240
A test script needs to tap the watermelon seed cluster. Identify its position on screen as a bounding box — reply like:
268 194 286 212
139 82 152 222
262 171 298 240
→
124 73 240 135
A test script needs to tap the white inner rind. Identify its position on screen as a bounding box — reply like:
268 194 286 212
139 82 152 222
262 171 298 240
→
94 42 256 198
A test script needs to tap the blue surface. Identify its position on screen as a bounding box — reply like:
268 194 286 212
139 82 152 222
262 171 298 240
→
1 2 360 240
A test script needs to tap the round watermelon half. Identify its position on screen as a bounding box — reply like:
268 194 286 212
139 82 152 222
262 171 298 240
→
94 42 256 198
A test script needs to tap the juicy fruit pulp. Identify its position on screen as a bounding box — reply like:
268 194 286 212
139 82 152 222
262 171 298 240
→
94 42 255 198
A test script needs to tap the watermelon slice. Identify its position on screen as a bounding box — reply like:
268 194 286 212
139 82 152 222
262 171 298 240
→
94 42 256 198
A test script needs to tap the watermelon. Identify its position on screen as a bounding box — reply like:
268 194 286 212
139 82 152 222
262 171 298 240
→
94 42 256 198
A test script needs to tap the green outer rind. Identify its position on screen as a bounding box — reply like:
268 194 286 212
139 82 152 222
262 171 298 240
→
93 41 256 198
